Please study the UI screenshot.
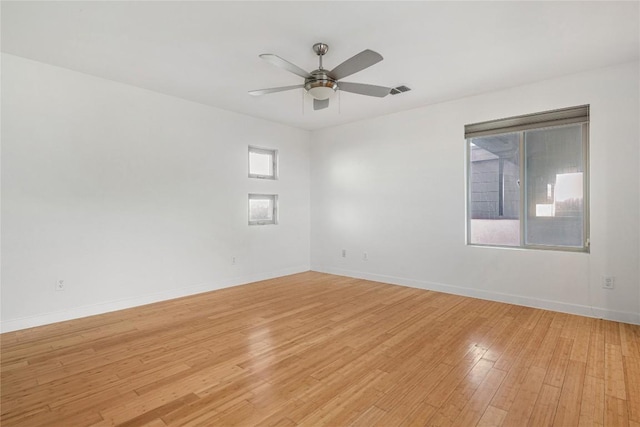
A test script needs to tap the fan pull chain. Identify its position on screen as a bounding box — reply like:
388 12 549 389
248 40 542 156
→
338 90 341 114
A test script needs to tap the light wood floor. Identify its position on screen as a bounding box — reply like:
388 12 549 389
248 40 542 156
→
1 272 639 426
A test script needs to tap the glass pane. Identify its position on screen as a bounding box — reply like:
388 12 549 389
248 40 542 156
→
468 133 520 246
249 151 273 177
525 125 584 247
249 198 273 222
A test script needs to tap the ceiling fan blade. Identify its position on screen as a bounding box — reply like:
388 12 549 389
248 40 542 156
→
329 49 383 80
248 84 304 96
313 98 329 110
338 82 391 98
259 54 312 79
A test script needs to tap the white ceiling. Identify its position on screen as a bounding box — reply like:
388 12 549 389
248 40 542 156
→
2 1 639 131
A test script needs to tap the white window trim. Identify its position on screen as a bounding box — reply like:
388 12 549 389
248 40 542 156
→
248 193 278 226
248 146 278 180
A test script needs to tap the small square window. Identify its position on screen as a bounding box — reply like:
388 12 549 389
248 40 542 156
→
249 194 278 225
249 146 277 179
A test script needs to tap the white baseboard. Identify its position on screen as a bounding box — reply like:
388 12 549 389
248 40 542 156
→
4 265 636 333
312 265 640 326
0 265 310 333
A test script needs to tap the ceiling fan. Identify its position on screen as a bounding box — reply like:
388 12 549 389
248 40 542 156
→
249 43 392 110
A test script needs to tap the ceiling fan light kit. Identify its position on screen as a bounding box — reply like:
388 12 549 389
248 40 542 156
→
249 42 396 110
305 75 338 101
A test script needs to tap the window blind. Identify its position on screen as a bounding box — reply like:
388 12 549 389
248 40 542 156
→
465 105 589 139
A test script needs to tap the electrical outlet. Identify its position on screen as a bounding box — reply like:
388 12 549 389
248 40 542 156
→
602 276 615 289
341 249 346 258
55 279 65 291
363 252 368 261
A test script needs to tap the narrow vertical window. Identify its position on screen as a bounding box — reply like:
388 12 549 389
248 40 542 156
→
524 125 585 248
468 133 520 246
249 146 277 179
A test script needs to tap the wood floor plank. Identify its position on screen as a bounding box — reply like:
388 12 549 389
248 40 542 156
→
605 395 630 426
544 337 574 388
451 366 506 426
424 358 494 426
298 368 387 425
624 355 640 422
571 317 592 363
532 322 562 370
490 363 530 411
402 403 439 427
605 342 627 400
579 374 605 426
501 366 547 426
349 405 388 426
477 405 508 427
553 360 586 426
527 384 560 427
620 323 640 359
587 319 606 379
1 271 639 427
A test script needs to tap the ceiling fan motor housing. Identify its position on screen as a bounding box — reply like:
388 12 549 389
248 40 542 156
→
305 70 338 100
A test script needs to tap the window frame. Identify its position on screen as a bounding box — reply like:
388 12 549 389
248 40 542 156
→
248 146 278 180
248 193 278 226
465 106 590 253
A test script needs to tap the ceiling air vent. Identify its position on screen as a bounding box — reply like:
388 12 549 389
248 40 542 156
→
390 85 411 95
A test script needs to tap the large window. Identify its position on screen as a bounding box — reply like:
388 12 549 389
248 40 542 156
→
466 105 589 251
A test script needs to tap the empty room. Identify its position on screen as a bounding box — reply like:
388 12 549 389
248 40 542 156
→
1 1 639 426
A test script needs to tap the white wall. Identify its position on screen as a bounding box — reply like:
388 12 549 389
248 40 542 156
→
311 61 640 324
1 54 311 332
2 55 638 332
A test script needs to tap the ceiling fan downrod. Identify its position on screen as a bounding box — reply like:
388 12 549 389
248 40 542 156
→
307 43 337 101
313 42 329 70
